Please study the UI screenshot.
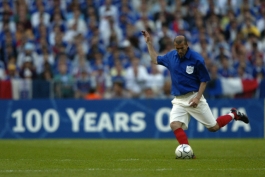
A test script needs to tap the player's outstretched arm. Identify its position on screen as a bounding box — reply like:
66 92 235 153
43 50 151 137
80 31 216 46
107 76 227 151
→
141 30 158 64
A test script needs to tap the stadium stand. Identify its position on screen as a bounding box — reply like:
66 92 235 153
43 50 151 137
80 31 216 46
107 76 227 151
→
0 0 264 99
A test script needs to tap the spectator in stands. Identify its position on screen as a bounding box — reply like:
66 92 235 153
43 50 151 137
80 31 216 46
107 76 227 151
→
5 63 19 80
50 6 66 30
99 0 118 22
257 7 265 34
67 8 87 36
146 64 164 97
99 12 123 48
218 56 237 78
246 31 262 50
74 69 95 99
171 13 189 35
31 2 50 28
110 60 126 87
246 38 264 64
87 35 105 60
241 17 260 39
118 2 136 27
53 62 75 98
157 23 175 48
0 61 6 80
93 53 112 97
15 22 34 47
140 86 156 99
108 80 129 99
71 46 90 77
19 56 37 79
84 3 99 23
52 33 67 56
214 43 231 67
17 42 39 71
135 14 155 34
160 78 173 99
38 62 53 81
0 44 15 67
84 87 102 100
14 1 32 32
193 38 212 55
224 19 240 44
0 5 15 33
234 48 253 75
125 57 149 98
252 55 265 80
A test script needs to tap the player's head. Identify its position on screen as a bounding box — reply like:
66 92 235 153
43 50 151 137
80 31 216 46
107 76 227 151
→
173 35 188 58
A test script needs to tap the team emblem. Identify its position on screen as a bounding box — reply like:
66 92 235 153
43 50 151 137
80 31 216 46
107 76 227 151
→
186 66 194 74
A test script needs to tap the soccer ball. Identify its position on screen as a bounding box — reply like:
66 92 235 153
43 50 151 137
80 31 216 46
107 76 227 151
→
175 144 194 159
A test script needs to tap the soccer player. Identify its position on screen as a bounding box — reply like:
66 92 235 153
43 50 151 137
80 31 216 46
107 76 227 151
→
141 30 249 158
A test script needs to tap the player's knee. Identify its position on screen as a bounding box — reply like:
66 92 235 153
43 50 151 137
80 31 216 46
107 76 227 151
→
207 124 220 132
208 127 218 132
170 121 182 130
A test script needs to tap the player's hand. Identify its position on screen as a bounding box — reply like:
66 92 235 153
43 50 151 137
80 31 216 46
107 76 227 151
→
141 30 151 43
189 97 200 108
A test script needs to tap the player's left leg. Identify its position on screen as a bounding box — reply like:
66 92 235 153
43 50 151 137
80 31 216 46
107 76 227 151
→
210 108 249 131
188 100 249 132
186 99 218 131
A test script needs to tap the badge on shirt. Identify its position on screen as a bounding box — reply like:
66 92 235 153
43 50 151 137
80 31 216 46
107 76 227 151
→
186 66 194 74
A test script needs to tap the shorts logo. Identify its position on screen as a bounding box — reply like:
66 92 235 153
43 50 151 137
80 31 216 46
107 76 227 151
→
186 66 194 74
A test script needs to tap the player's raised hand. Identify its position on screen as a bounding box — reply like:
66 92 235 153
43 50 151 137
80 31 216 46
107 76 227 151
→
141 30 151 43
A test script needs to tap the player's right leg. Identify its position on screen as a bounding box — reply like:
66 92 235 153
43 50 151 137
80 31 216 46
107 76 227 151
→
170 104 190 145
170 121 189 144
170 121 196 159
170 105 197 159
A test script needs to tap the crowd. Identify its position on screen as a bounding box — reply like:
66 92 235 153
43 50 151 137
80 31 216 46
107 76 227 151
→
0 0 265 100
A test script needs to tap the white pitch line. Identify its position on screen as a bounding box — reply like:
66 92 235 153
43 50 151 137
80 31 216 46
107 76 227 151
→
118 158 139 161
0 168 265 173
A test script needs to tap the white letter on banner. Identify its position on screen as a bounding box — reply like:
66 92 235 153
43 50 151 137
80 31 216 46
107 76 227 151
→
26 109 42 133
97 112 113 132
84 113 97 132
131 112 146 132
114 113 129 132
197 122 204 132
155 108 171 132
231 108 251 132
12 109 26 132
43 109 60 133
66 108 85 132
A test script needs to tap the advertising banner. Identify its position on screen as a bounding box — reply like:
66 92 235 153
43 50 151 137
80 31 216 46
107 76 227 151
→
0 99 263 139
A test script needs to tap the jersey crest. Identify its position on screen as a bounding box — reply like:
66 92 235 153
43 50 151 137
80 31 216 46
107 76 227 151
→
186 66 194 74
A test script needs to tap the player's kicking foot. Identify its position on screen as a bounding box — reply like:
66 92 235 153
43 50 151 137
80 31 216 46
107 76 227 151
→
230 108 249 124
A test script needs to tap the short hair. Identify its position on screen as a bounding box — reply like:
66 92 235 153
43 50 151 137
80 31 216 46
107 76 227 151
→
173 35 188 45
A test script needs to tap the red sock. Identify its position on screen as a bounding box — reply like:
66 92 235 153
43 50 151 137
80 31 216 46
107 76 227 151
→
216 115 233 127
174 128 189 145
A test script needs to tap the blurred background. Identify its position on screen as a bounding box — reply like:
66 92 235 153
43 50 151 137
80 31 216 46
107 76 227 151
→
0 0 265 100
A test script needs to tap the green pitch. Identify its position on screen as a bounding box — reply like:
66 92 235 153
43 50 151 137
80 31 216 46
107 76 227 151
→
0 139 264 177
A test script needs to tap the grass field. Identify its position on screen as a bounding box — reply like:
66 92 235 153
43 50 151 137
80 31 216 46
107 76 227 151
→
0 139 265 177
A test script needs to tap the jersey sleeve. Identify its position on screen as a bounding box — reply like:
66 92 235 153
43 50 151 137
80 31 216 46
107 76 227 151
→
157 52 171 68
197 60 211 82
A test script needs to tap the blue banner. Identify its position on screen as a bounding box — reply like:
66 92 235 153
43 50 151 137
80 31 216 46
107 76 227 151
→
0 99 264 139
